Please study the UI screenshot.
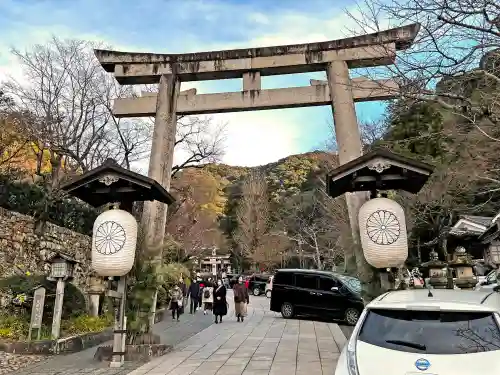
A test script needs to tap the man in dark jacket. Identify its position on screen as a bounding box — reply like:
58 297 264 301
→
188 278 201 314
232 276 250 322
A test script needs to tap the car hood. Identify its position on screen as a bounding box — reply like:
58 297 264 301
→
356 341 500 375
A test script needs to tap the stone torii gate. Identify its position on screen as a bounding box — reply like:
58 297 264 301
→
94 24 419 261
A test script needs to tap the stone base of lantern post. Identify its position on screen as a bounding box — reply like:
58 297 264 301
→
454 277 477 290
379 270 395 291
109 276 127 368
429 277 448 289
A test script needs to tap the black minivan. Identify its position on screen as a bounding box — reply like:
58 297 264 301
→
270 269 364 325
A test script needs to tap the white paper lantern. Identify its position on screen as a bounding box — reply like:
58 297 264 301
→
92 208 137 276
358 197 408 268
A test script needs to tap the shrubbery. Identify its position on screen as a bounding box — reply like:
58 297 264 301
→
0 274 113 341
0 174 96 234
0 274 87 322
0 313 112 341
61 314 113 336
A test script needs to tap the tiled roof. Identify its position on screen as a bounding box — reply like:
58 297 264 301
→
461 215 493 227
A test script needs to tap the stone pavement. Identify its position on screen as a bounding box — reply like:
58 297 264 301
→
127 292 350 375
11 306 215 375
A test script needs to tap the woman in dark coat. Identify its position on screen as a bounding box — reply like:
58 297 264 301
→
213 279 227 324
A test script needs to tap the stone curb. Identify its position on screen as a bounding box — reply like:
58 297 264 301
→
0 329 113 355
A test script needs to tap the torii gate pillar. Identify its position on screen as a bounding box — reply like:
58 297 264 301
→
327 60 368 271
141 74 180 258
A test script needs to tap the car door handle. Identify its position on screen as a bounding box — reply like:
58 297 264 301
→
309 292 316 295
316 292 323 296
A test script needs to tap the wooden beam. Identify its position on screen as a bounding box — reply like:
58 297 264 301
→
113 78 398 118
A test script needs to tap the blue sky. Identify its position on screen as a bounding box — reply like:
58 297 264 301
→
0 0 388 167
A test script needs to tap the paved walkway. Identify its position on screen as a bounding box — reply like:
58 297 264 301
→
9 292 351 375
127 292 349 375
13 307 215 375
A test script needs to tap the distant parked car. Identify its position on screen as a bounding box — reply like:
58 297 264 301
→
265 275 273 298
476 269 498 291
248 274 272 296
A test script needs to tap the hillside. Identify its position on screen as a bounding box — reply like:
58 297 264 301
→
166 150 347 270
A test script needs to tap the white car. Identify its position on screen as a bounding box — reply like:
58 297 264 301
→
475 269 498 291
335 288 500 375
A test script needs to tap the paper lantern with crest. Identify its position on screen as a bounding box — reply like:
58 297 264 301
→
91 207 137 276
358 197 408 268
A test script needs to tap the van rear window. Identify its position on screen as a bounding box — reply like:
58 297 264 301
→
358 309 500 354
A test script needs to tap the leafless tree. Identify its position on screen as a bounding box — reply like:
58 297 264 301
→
2 38 151 188
346 0 500 140
171 116 226 177
276 190 348 270
3 37 226 185
325 119 387 151
140 85 226 177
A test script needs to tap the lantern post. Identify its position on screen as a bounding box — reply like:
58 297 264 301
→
326 149 434 291
60 158 175 368
448 246 476 290
420 250 448 289
45 252 79 340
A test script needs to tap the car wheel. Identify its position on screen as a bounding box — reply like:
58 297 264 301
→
265 290 271 298
253 287 260 296
281 302 294 319
345 308 360 325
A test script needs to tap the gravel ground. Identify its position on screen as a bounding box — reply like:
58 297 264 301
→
0 351 48 375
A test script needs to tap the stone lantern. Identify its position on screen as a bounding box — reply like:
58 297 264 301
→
448 246 476 289
421 250 448 289
45 252 79 339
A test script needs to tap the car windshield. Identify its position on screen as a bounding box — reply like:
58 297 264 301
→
336 274 362 294
486 270 497 283
358 309 500 354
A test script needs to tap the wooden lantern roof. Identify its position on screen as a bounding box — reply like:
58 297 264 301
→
60 158 175 207
45 251 80 265
326 149 434 198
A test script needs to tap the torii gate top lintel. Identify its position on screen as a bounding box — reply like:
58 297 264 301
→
94 23 419 85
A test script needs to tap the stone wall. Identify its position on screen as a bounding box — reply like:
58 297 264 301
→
0 207 92 293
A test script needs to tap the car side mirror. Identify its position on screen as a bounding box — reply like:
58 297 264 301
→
331 286 339 292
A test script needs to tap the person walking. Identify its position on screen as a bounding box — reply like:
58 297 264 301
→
232 276 249 322
187 277 200 314
202 279 214 315
222 269 229 288
169 284 183 321
198 278 205 310
213 279 227 324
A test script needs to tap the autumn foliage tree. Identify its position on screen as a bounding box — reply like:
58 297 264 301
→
166 169 227 258
233 171 271 270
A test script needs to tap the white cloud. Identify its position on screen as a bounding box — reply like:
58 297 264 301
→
0 1 391 169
